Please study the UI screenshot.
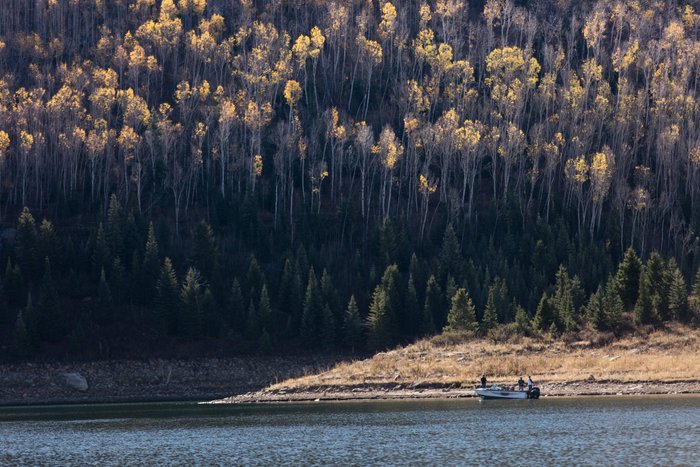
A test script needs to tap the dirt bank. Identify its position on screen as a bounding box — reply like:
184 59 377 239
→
0 356 341 406
211 325 700 403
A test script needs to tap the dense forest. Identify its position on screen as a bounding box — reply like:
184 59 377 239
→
1 0 700 360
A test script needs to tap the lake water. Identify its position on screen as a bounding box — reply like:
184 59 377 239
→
2 396 699 465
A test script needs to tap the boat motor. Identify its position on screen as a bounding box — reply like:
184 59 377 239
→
527 387 540 399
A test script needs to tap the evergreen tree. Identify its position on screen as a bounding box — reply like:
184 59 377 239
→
423 275 442 333
379 264 402 332
258 283 272 332
320 268 340 327
646 252 669 321
190 220 220 285
37 219 59 269
109 257 126 305
689 269 700 325
439 223 462 281
258 328 273 353
367 287 395 350
634 266 659 326
533 293 555 331
246 255 265 302
201 288 220 337
157 258 180 336
10 310 32 359
444 288 478 333
666 259 687 322
92 223 111 274
15 207 39 282
379 217 398 265
180 267 203 338
96 268 113 324
615 248 642 310
603 276 624 333
5 260 26 309
321 304 336 349
278 258 300 320
482 288 498 333
106 194 125 262
141 223 160 306
343 295 363 352
586 285 606 331
444 275 458 320
37 258 63 343
552 265 576 332
244 299 260 340
301 267 322 348
405 274 421 337
514 305 531 335
227 277 245 331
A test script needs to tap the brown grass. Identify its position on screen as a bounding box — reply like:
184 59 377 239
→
270 323 700 390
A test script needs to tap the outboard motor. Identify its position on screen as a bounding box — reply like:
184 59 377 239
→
527 387 540 399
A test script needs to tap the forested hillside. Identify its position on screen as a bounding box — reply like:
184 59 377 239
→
1 0 700 360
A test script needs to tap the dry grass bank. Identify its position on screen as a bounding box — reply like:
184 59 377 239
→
269 324 700 392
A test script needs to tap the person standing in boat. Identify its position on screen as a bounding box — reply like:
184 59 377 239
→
527 376 534 392
480 374 487 388
518 376 525 391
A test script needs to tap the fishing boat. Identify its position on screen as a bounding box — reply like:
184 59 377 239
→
475 385 540 400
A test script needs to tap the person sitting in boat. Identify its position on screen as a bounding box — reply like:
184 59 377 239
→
480 374 487 388
527 376 534 391
518 376 525 391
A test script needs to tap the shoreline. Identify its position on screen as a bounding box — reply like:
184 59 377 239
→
211 380 700 404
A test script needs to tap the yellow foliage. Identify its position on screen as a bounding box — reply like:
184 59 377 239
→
565 156 589 185
418 174 437 195
0 131 9 155
419 2 432 28
284 80 302 107
117 126 140 154
590 146 615 202
379 2 398 40
253 154 263 177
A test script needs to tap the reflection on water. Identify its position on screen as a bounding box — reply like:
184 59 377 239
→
2 396 699 465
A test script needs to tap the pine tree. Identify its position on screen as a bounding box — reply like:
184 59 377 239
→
246 255 265 302
180 267 203 338
92 223 111 274
439 223 462 281
190 220 219 284
37 219 59 269
533 293 555 331
96 268 113 324
423 275 442 333
244 299 260 340
15 207 39 282
405 274 421 337
343 295 363 352
603 276 624 333
379 217 397 265
107 194 125 262
5 260 26 309
110 258 126 305
141 223 160 306
278 258 299 319
646 252 669 321
227 277 245 331
258 283 272 332
157 258 180 336
514 305 531 335
36 258 63 343
301 267 322 348
321 304 336 349
10 310 32 359
553 265 576 332
444 288 478 333
666 259 688 322
634 266 659 326
482 287 498 333
615 248 642 310
367 287 395 350
320 268 339 327
688 268 700 325
586 285 606 330
200 288 220 337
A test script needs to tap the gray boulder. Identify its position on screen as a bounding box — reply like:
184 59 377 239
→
61 372 88 392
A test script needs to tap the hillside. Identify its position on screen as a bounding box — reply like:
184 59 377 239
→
1 0 700 361
217 323 700 402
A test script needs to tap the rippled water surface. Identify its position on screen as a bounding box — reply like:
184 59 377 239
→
2 396 700 465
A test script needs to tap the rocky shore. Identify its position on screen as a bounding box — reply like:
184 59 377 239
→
0 356 342 406
213 379 700 404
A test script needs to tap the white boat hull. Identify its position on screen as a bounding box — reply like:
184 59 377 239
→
475 387 539 399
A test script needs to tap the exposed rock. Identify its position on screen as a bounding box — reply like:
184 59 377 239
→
61 372 88 392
